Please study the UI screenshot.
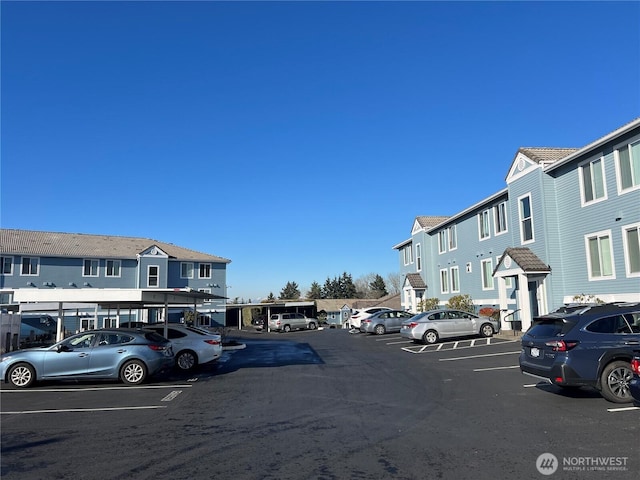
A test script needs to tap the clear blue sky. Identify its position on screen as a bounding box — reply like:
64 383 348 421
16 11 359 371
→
2 1 639 302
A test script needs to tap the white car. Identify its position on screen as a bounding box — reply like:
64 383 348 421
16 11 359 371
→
144 324 223 371
348 307 392 329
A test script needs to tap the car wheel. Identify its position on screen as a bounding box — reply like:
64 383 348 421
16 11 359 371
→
480 323 495 338
7 362 36 388
120 359 147 385
308 322 317 330
600 361 633 403
176 350 198 371
422 330 439 345
283 325 291 333
374 324 386 335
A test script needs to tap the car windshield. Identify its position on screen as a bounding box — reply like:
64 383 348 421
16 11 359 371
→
526 318 577 338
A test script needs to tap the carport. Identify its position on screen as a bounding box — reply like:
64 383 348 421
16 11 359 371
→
11 288 220 341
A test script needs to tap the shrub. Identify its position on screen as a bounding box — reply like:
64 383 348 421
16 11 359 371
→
446 294 475 313
479 307 501 320
418 298 440 312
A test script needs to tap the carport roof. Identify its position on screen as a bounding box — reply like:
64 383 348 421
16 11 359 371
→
10 288 223 309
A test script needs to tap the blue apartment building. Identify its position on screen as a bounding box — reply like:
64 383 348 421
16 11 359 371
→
394 118 640 331
0 230 231 334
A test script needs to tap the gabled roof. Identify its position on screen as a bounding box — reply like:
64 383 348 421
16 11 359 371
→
517 147 578 165
494 247 551 275
0 229 231 263
315 299 352 313
405 273 426 289
415 216 450 229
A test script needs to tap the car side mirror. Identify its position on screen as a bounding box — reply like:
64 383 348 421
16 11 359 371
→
57 345 71 353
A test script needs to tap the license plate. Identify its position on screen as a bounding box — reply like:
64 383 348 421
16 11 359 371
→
530 347 540 358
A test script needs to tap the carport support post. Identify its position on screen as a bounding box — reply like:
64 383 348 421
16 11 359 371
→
56 302 63 342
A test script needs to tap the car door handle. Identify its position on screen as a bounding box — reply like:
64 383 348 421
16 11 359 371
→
116 349 126 353
78 353 89 358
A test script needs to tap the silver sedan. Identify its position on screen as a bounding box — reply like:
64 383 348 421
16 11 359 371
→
400 309 499 344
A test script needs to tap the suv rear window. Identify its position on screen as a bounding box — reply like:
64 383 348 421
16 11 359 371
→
526 318 578 338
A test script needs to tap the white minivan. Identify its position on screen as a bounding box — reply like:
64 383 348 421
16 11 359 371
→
268 313 318 332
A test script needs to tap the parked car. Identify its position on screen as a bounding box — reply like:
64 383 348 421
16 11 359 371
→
142 324 222 371
400 309 499 344
349 307 392 329
0 328 173 388
268 313 318 332
360 310 415 335
519 302 640 403
630 351 640 406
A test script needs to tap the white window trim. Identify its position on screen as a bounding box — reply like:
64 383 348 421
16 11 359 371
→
493 201 508 236
584 229 616 281
448 225 457 251
181 262 194 279
105 259 121 278
83 259 100 277
450 266 460 293
20 257 40 276
614 141 640 195
439 268 449 294
147 265 160 288
438 230 447 254
579 156 608 206
478 210 491 241
518 193 535 245
199 288 212 303
1 256 13 276
416 243 422 272
198 263 212 279
621 222 640 278
481 258 494 291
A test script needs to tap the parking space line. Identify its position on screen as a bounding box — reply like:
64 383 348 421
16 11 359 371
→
402 338 519 355
1 405 168 415
438 351 521 361
386 340 413 345
607 406 640 413
0 384 194 394
473 365 520 372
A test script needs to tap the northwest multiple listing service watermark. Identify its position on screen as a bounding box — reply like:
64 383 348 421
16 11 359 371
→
536 453 630 475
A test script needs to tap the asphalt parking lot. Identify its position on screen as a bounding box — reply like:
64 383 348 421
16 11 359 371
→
1 327 638 480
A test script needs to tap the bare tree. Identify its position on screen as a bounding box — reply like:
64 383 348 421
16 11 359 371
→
386 272 402 294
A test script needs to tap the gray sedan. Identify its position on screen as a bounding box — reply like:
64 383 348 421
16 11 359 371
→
359 310 415 335
400 309 499 344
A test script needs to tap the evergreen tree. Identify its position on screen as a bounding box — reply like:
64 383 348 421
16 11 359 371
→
280 281 301 300
265 292 276 303
307 281 323 299
340 272 357 298
369 274 388 298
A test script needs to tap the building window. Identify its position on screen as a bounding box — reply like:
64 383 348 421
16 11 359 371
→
616 141 640 193
519 194 534 244
494 201 508 235
481 259 494 290
83 259 99 277
1 256 13 275
586 231 615 280
448 225 457 250
478 210 490 240
199 263 212 279
147 265 159 287
181 262 194 279
438 230 447 253
403 245 413 265
105 260 121 277
580 157 607 204
199 288 212 303
622 223 640 277
440 268 449 294
450 266 460 293
21 257 39 276
416 244 422 271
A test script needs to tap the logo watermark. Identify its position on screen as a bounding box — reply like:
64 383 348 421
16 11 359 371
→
536 452 629 475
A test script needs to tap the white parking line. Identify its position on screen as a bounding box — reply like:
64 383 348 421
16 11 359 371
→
1 405 168 415
375 336 402 342
607 406 640 413
473 365 520 372
0 384 194 393
386 340 413 345
438 351 521 361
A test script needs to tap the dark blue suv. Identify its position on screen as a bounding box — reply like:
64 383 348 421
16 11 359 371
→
519 302 640 403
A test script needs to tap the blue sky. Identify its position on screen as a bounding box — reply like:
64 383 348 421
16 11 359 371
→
2 1 639 302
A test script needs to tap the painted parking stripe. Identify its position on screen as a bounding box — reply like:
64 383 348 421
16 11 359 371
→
402 338 519 354
1 405 168 415
0 384 194 393
161 390 182 402
607 406 640 412
438 351 521 361
473 365 520 372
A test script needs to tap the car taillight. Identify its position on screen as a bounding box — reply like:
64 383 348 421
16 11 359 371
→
405 322 418 329
148 344 167 351
545 340 579 352
205 339 220 345
631 358 640 375
363 319 371 323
